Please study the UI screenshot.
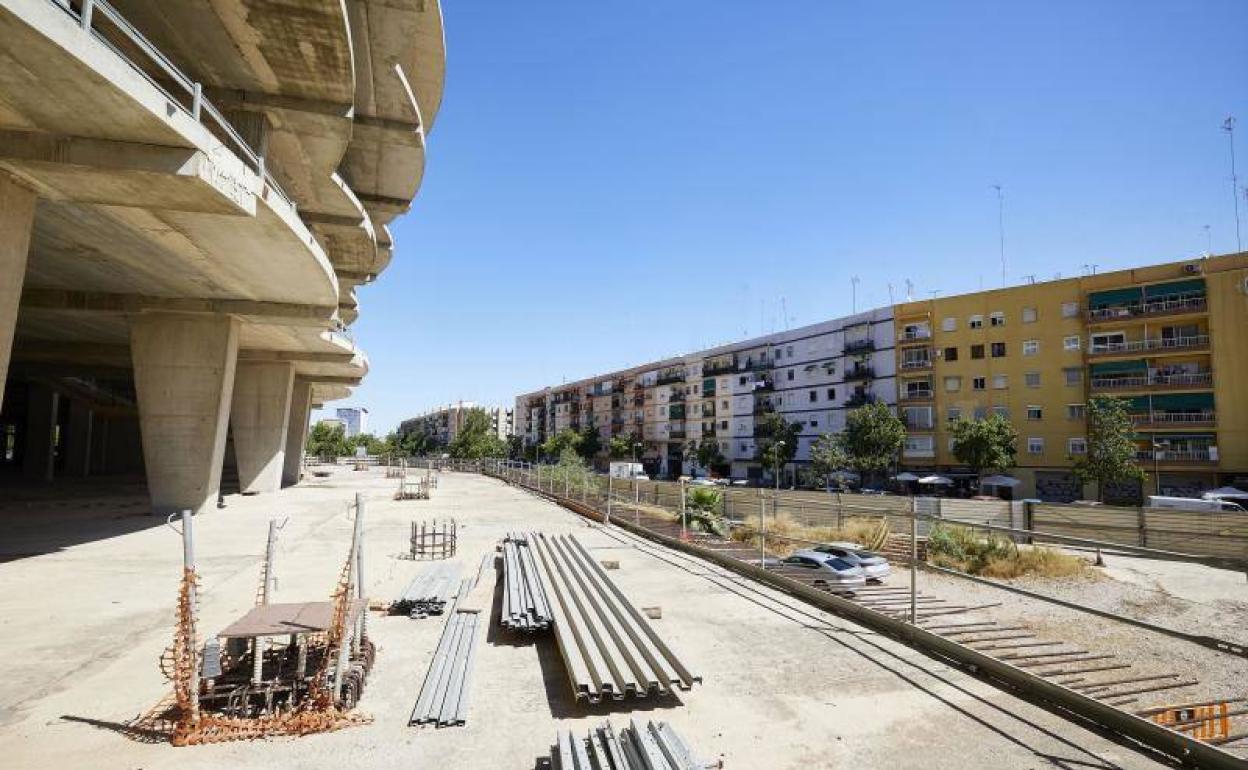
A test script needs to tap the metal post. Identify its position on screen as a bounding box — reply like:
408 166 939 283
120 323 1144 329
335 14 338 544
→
81 0 94 30
180 509 200 723
634 477 640 525
606 474 613 526
759 488 766 566
335 498 362 701
680 478 687 540
252 518 279 685
910 497 918 624
354 494 367 651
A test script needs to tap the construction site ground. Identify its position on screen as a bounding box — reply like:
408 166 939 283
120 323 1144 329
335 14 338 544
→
0 470 1185 769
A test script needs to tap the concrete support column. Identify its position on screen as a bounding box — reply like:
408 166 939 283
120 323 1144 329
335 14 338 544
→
0 175 37 412
131 312 239 515
65 399 93 477
23 382 59 482
230 361 295 494
282 378 313 487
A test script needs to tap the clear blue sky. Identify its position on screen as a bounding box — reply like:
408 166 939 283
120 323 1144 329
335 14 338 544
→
322 1 1248 435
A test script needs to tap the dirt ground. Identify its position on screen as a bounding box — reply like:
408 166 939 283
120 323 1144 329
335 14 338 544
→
0 470 1185 769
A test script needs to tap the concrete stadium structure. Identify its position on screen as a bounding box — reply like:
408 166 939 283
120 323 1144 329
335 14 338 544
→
0 0 445 513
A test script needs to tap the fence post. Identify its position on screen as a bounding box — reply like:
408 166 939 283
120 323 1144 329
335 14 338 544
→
910 496 918 624
680 478 687 540
606 475 613 526
758 488 766 566
1138 505 1148 548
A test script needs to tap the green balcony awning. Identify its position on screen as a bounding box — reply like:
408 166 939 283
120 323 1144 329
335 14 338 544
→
1090 359 1147 375
1151 392 1215 410
1088 286 1143 308
1144 278 1205 299
1125 396 1152 411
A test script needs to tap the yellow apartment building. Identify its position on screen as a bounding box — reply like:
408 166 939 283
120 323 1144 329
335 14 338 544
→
895 252 1248 502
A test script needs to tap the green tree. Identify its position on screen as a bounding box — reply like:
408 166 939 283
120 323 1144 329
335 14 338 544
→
306 421 349 457
949 414 1018 485
809 431 850 488
684 486 728 536
754 412 801 484
448 407 508 459
541 427 582 460
685 436 726 476
1073 394 1145 502
578 425 603 460
839 401 906 483
608 432 641 459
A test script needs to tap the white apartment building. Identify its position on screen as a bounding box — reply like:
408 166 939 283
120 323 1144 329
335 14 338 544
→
335 407 369 438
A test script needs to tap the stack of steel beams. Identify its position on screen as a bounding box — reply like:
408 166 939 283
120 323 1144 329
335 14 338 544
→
410 569 490 727
501 533 553 631
527 532 700 702
391 562 464 618
549 720 713 770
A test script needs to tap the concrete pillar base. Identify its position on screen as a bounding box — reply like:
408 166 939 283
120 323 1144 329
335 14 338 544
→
230 360 295 494
131 312 239 515
22 382 59 482
0 174 37 412
282 378 313 487
65 399 93 477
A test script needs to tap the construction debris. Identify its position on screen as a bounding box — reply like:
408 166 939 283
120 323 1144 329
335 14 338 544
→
391 563 465 618
526 532 700 702
411 519 457 559
409 555 494 727
546 719 717 770
501 533 553 631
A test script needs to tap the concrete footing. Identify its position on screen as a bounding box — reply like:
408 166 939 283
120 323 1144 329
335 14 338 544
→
22 382 59 482
0 175 36 412
230 360 295 494
282 378 313 486
131 312 239 515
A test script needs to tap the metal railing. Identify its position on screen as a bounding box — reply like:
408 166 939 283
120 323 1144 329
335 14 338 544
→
1087 295 1207 322
1089 335 1210 355
843 339 875 354
899 329 932 341
900 357 933 370
1135 449 1215 462
901 389 934 401
49 0 295 210
843 366 875 381
1091 372 1214 390
1130 411 1216 425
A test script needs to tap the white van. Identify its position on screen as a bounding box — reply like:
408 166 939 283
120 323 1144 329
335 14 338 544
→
609 461 649 481
1147 495 1245 513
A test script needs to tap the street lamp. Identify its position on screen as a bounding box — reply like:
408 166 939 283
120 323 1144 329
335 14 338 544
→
1152 440 1167 495
774 440 786 491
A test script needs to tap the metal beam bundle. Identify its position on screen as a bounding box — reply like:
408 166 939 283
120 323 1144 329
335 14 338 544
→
550 720 714 770
501 533 553 631
527 532 700 703
410 580 481 727
391 562 464 618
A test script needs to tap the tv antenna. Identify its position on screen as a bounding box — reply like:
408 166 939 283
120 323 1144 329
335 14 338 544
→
1224 117 1242 252
993 183 1006 287
851 276 860 312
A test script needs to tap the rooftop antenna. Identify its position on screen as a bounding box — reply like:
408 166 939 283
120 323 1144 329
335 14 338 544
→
851 276 860 312
1024 274 1036 285
780 297 790 330
1224 116 1242 252
904 279 914 302
992 184 1006 287
1203 224 1212 256
887 282 895 305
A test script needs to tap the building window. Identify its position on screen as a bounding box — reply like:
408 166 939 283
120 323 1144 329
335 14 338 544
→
1068 437 1087 455
947 406 962 422
722 400 728 409
826 388 835 400
787 369 795 381
739 376 748 385
990 312 1005 327
974 406 988 419
994 406 1010 418
991 342 1007 358
660 406 667 416
809 419 818 428
944 376 961 392
971 344 985 359
1064 368 1083 386
972 376 986 390
1061 301 1079 318
942 317 957 331
944 346 958 361
1023 340 1039 356
1022 307 1038 323
1025 371 1041 388
1066 404 1085 420
1063 335 1081 351
1028 437 1045 454
992 374 1008 389
969 314 984 329
786 346 794 357
809 390 818 403
1026 405 1043 420
720 419 728 429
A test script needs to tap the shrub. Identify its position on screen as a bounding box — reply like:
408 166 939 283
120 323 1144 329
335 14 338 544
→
927 523 1088 578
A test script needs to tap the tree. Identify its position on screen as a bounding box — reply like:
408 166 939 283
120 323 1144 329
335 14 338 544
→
578 425 602 460
809 432 850 488
347 432 390 456
949 415 1018 484
839 401 906 484
306 421 349 458
541 428 582 460
1073 394 1145 502
684 487 728 536
685 436 727 476
448 407 507 459
608 432 640 459
754 412 801 484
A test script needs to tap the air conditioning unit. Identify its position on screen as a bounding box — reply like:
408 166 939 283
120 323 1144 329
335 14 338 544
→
1183 263 1201 275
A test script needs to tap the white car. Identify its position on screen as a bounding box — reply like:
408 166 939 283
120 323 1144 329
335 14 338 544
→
777 550 867 593
813 542 891 582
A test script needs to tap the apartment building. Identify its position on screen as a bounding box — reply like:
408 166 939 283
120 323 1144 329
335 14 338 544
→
514 308 897 481
398 402 514 447
335 407 369 438
895 252 1248 501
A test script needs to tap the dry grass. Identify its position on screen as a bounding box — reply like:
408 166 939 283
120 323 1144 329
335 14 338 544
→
728 513 890 557
928 523 1091 579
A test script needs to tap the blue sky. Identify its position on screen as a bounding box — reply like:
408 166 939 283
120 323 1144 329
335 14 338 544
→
324 1 1248 434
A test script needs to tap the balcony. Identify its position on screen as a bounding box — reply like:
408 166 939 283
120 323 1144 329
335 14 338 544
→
1090 372 1214 391
900 354 933 370
844 339 876 354
657 373 685 385
669 406 687 420
670 392 686 403
899 328 932 341
1136 449 1216 464
701 404 716 418
632 395 645 406
1088 295 1207 323
901 388 933 402
742 359 773 372
1088 335 1210 356
702 426 717 437
843 366 875 381
752 400 777 416
1130 410 1216 428
702 361 736 376
846 392 877 408
751 376 775 392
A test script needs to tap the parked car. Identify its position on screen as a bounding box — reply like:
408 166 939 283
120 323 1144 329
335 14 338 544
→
777 550 867 592
688 478 717 487
812 542 891 582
